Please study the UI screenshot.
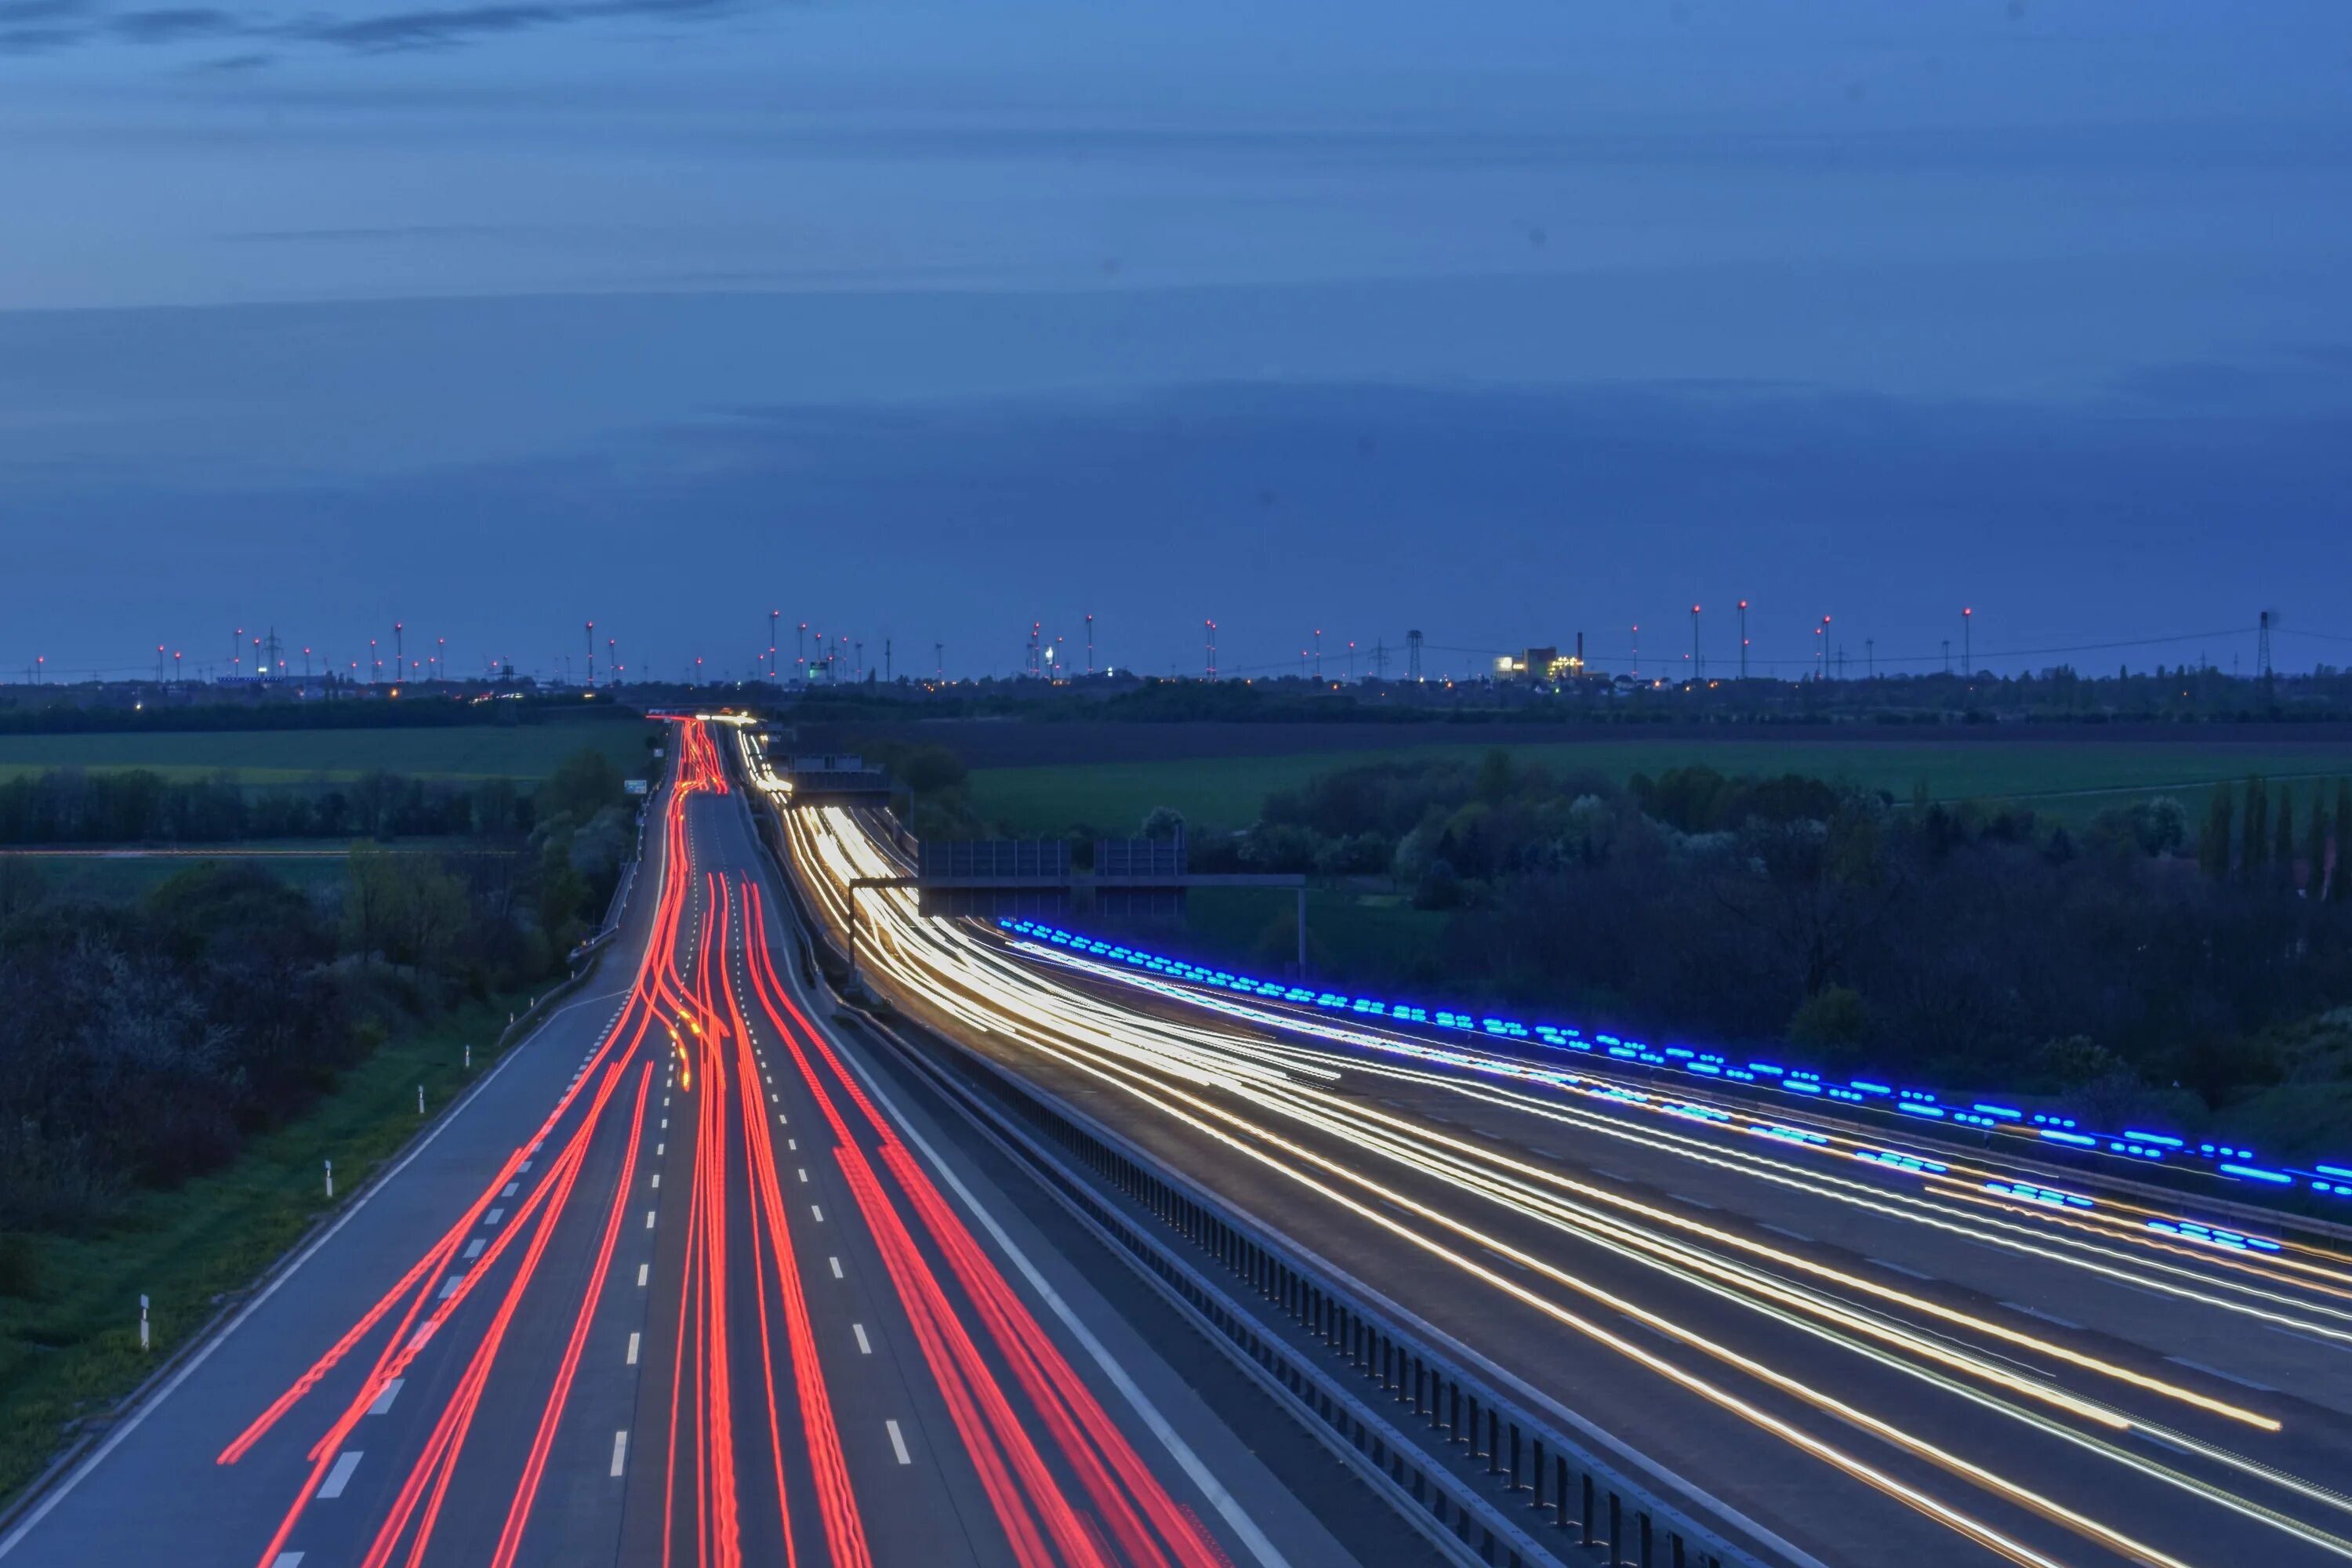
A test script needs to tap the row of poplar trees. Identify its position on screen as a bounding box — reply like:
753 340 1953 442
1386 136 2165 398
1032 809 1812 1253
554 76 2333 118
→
2198 776 2350 898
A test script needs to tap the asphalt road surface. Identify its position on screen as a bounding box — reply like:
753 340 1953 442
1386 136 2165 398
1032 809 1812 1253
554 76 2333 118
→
766 753 2352 1568
0 718 1356 1568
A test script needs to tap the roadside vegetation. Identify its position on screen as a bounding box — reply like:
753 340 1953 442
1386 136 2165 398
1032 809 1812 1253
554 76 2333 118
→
0 743 639 1507
1063 751 2352 1156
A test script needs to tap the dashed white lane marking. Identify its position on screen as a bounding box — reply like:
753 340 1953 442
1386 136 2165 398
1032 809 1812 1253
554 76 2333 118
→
828 1256 843 1279
610 1431 630 1477
884 1421 910 1465
637 1263 648 1287
852 1324 870 1355
650 1174 660 1189
2002 1301 2083 1331
318 1450 363 1499
786 1138 796 1151
2166 1356 2276 1392
645 1210 657 1229
501 1182 518 1198
797 1169 808 1184
1759 1223 1810 1243
368 1379 405 1415
438 1276 464 1300
463 1239 485 1261
811 1206 823 1222
519 1160 533 1172
1869 1258 1934 1281
626 1332 641 1366
486 1208 505 1225
1667 1192 1718 1211
842 1044 1300 1568
270 1554 305 1567
660 1119 667 1130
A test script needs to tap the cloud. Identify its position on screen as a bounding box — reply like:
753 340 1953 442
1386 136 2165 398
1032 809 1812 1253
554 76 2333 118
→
291 0 732 51
111 5 240 41
0 0 737 57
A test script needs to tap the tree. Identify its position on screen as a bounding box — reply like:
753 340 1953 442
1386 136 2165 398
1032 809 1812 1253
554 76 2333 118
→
2336 779 2352 903
2310 789 2331 902
2198 787 2233 880
1139 807 1186 841
2275 783 2296 890
2241 776 2268 882
898 745 967 796
541 747 625 826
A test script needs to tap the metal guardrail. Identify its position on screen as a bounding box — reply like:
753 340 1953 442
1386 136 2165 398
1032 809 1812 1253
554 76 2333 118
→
726 749 1770 1568
856 1007 1766 1568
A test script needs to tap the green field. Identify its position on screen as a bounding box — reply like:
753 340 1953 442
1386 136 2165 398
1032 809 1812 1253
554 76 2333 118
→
0 718 652 787
969 739 2352 837
0 989 542 1508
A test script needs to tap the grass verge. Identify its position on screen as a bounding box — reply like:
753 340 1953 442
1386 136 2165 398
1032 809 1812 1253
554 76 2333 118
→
0 990 538 1511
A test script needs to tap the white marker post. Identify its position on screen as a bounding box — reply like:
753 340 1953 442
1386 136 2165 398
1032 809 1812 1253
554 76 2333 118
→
325 1159 334 1199
464 1042 472 1070
138 1294 150 1353
417 1084 426 1116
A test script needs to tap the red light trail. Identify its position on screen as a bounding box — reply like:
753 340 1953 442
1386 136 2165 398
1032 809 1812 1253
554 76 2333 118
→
217 718 1225 1568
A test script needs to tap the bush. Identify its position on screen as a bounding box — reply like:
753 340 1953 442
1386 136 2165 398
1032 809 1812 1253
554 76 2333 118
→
1790 986 1869 1054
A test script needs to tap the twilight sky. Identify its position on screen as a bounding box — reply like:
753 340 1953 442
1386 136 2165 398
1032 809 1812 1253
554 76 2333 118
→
5 0 2350 682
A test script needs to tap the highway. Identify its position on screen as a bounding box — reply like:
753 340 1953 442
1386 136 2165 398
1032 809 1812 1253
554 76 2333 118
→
0 719 1357 1568
757 744 2352 1568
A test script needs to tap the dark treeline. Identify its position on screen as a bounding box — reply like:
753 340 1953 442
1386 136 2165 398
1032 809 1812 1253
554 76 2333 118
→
0 747 638 1245
0 768 533 844
1168 754 2352 1129
0 694 642 735
0 742 639 844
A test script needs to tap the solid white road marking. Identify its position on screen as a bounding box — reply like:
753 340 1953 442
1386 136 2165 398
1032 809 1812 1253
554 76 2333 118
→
368 1379 405 1415
637 1264 648 1287
463 1240 485 1261
885 1421 910 1465
829 1256 843 1279
853 1324 870 1355
318 1450 363 1499
626 1332 641 1366
610 1431 630 1477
